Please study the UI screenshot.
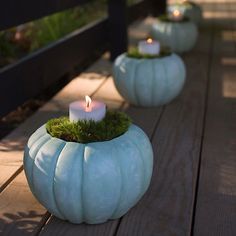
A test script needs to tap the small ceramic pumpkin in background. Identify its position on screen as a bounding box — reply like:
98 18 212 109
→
24 118 153 224
168 1 203 25
150 16 198 53
113 49 186 107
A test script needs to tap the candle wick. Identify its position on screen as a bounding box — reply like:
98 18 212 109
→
85 95 92 111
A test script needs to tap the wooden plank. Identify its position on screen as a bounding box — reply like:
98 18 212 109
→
0 62 108 190
124 105 163 140
0 0 89 31
193 0 236 234
93 77 124 102
0 173 48 235
115 17 213 235
40 217 119 236
128 17 156 46
84 53 112 77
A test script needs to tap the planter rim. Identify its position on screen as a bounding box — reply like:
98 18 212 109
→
156 19 194 25
25 121 153 225
123 52 179 61
169 2 199 7
38 123 136 146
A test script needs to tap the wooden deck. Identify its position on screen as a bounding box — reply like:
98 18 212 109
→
0 0 236 235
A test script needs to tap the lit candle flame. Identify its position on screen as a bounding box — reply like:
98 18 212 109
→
85 95 92 111
173 9 181 17
14 31 22 41
146 38 153 44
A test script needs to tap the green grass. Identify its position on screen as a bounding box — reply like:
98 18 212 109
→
158 14 189 23
127 46 172 59
0 2 105 67
0 30 28 67
46 110 132 143
25 1 107 51
0 0 140 68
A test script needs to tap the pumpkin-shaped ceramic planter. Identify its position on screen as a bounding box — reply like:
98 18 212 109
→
150 20 198 53
168 2 203 25
113 53 186 107
24 124 153 224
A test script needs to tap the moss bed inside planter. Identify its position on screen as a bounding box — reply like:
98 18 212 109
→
46 110 131 143
127 46 171 59
158 14 189 23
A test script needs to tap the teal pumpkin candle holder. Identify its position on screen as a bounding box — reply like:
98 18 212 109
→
168 1 203 25
113 45 186 107
23 101 153 224
150 13 198 53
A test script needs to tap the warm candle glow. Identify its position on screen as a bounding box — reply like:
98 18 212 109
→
173 9 181 17
138 38 160 55
85 95 92 112
14 31 22 41
69 96 106 122
146 38 153 44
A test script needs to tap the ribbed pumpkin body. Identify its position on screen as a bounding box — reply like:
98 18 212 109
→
168 3 203 24
24 124 153 224
113 53 186 107
151 21 198 53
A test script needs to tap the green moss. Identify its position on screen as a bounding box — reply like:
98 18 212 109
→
158 14 189 23
46 110 132 143
127 46 171 59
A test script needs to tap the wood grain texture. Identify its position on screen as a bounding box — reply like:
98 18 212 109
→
0 173 47 235
115 20 213 236
40 217 119 236
124 105 162 139
193 0 236 235
92 77 124 103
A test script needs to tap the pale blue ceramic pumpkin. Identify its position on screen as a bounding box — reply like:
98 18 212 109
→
113 53 186 106
168 2 203 25
151 20 198 53
24 124 153 224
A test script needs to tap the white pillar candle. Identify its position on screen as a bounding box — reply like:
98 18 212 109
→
138 38 160 55
69 96 106 122
169 9 183 21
